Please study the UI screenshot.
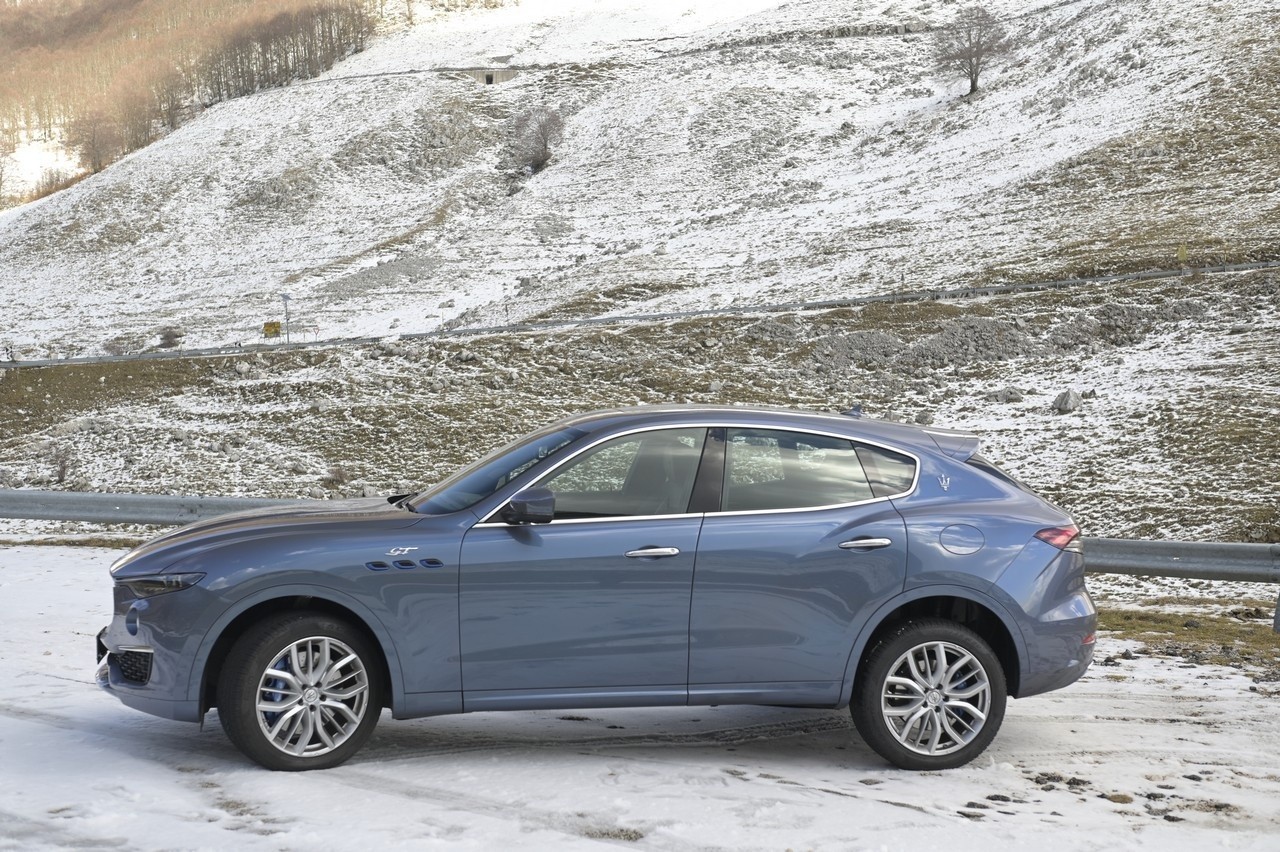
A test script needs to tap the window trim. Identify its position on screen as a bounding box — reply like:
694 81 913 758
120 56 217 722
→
473 422 920 527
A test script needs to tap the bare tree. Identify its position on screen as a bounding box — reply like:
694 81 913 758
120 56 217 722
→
112 70 155 151
512 106 564 174
69 107 121 173
149 61 191 130
0 138 12 202
933 6 1012 96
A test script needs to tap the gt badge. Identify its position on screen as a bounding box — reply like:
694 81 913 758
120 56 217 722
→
386 547 419 556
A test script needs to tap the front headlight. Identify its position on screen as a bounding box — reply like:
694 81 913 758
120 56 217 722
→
116 573 205 599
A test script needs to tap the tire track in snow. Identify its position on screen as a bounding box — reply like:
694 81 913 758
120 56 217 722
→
0 701 240 764
324 767 701 850
0 807 127 851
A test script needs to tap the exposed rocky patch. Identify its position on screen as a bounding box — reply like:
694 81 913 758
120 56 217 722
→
0 272 1276 549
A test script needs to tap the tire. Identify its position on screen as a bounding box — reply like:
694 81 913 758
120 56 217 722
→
851 618 1007 770
216 611 383 771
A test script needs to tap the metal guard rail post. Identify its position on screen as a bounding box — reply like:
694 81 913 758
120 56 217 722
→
1 490 1277 632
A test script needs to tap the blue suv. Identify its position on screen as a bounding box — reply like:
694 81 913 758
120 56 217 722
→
98 405 1096 770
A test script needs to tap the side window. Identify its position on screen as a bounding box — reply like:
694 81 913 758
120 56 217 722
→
855 444 917 497
722 429 875 511
539 428 707 519
725 432 784 488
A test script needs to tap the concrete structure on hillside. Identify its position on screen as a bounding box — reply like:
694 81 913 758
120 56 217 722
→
454 68 520 85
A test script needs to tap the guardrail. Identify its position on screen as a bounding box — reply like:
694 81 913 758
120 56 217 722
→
1 489 1276 631
0 489 302 526
1086 537 1280 632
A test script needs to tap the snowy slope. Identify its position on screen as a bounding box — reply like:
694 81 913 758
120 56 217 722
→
1 0 1276 357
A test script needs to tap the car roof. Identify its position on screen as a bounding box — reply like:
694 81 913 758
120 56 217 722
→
552 404 980 460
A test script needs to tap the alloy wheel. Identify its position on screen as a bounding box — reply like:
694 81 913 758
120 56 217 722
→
879 640 992 756
255 635 370 758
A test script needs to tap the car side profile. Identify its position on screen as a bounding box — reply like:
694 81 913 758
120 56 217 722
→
97 405 1096 771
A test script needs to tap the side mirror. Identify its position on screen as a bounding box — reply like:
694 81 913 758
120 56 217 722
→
501 487 555 524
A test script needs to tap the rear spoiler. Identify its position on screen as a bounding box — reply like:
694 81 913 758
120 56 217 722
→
922 428 980 461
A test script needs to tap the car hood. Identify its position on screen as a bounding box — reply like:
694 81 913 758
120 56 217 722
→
110 496 421 577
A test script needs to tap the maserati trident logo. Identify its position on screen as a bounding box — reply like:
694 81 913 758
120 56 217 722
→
386 547 419 557
938 475 951 492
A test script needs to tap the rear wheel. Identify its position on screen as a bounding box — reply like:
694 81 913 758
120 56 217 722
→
851 619 1006 770
216 612 382 770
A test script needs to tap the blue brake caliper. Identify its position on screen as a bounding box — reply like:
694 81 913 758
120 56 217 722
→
261 657 292 727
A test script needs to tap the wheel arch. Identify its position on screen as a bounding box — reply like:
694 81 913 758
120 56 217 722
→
838 585 1027 707
190 585 404 718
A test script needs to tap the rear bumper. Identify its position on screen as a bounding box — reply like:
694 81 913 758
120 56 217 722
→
1018 631 1096 697
996 540 1098 698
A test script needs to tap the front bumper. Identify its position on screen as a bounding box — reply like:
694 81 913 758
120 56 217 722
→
96 626 202 722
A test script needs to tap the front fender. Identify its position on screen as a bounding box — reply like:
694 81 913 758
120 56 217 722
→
835 583 1029 708
185 583 408 717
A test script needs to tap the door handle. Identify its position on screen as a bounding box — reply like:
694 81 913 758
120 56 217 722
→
839 538 893 551
625 547 681 558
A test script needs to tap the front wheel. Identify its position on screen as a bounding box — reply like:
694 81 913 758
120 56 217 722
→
216 612 383 770
851 619 1007 770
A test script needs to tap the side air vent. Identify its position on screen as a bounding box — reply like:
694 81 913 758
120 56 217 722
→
115 650 153 684
367 558 445 571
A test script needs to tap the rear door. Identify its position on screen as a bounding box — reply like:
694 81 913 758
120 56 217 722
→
688 428 912 704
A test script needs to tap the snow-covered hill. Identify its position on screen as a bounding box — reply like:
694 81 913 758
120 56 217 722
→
1 0 1276 358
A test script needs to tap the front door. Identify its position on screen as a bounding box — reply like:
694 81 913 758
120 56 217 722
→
459 427 709 706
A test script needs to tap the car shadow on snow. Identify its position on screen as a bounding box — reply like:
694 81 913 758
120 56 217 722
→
350 705 883 767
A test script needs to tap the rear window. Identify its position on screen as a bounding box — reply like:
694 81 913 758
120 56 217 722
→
721 429 876 511
854 444 917 497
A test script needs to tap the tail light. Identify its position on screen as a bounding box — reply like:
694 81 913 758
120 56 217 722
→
1035 526 1083 552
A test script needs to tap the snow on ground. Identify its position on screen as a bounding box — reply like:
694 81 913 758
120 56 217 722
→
2 134 79 200
2 545 1278 851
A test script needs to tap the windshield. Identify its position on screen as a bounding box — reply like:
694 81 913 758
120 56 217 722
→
406 424 587 515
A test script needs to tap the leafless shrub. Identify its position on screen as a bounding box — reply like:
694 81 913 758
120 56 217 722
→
0 139 12 203
511 106 564 174
323 465 353 487
32 168 87 201
52 446 72 485
158 326 185 349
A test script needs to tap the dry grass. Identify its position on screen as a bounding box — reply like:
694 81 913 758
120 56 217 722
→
1099 607 1280 672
